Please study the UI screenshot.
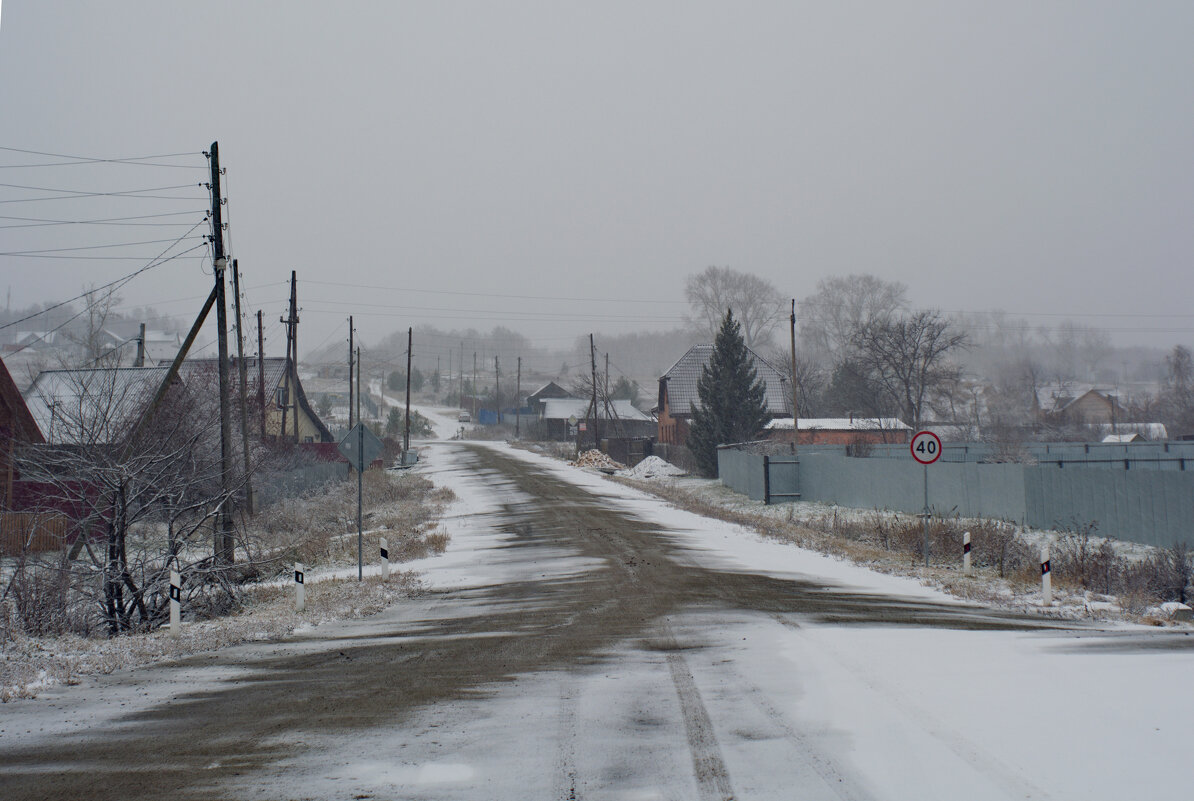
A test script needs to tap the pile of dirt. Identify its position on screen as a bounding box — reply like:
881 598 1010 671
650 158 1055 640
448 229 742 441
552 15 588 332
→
617 455 686 479
571 449 626 470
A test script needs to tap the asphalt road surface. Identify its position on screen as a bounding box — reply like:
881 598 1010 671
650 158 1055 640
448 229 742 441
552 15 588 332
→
0 443 1171 800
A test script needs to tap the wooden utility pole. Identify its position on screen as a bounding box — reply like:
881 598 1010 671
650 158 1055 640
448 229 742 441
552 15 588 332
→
257 310 266 439
472 352 477 420
231 259 253 514
589 333 599 449
515 356 521 438
789 298 799 450
459 342 464 409
403 328 413 453
134 323 145 367
356 346 362 427
494 356 501 424
209 141 235 565
347 316 354 429
279 272 299 443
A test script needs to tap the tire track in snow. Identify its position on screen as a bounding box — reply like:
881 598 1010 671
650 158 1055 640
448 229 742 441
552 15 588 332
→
661 634 737 801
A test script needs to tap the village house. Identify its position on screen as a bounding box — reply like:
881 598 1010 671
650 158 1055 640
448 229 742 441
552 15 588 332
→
655 344 789 448
538 396 656 441
1 357 43 509
169 357 333 443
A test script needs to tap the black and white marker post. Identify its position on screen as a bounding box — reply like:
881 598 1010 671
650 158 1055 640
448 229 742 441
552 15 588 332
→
169 561 181 639
963 531 972 577
910 430 942 567
1041 544 1052 605
380 536 389 581
295 562 306 612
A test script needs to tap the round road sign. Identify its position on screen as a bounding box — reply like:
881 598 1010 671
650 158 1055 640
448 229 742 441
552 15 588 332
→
910 430 942 465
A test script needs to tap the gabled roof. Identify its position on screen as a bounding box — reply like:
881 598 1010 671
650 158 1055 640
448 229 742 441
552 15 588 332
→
527 381 574 403
540 397 654 422
0 357 43 444
659 344 789 417
24 366 174 445
163 356 289 393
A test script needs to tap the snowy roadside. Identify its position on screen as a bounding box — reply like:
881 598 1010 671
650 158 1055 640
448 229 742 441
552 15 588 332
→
513 444 1191 626
2 471 453 702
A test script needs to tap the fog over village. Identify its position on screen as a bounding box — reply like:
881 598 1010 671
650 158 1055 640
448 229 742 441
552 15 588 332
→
3 4 1194 801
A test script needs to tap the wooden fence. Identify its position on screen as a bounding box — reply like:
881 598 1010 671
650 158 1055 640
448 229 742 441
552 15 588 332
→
0 512 71 555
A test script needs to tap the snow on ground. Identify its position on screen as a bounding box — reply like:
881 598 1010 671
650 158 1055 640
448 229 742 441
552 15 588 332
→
439 442 1194 799
374 381 470 441
5 442 1192 800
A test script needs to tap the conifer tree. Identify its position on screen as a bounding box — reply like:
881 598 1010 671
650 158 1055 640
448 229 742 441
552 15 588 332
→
688 309 770 476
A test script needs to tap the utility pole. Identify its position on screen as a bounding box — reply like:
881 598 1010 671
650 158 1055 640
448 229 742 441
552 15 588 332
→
472 352 477 420
436 355 441 394
495 356 501 424
356 346 362 427
790 298 799 451
279 272 299 443
232 259 253 514
589 333 599 449
257 310 266 440
208 141 235 566
134 323 145 367
459 342 464 409
516 356 521 439
403 327 413 454
347 316 354 429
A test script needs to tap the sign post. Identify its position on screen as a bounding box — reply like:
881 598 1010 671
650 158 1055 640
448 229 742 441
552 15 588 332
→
910 430 942 568
339 423 384 581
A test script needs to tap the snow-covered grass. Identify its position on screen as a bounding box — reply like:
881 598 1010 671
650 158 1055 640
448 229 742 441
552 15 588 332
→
522 453 1192 627
1 470 454 701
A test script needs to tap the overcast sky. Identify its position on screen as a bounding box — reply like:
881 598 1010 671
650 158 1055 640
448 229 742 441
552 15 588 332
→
2 1 1192 363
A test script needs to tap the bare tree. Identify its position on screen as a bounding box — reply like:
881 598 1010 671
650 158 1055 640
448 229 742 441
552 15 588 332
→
14 369 241 635
799 274 907 366
850 311 969 429
685 266 784 349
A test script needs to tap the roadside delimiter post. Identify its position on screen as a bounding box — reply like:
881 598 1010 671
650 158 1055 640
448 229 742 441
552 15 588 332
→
380 536 390 581
169 562 181 639
295 562 306 611
1040 545 1052 605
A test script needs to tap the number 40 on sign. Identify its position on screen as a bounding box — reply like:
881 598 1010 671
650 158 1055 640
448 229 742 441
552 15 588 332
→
911 430 942 465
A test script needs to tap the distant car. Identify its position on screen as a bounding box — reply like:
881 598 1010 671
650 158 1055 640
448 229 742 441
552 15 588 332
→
457 412 471 422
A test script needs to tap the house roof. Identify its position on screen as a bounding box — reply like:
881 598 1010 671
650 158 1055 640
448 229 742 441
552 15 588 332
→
24 366 174 445
540 397 654 422
164 356 289 392
765 417 911 432
659 344 789 417
527 381 574 402
167 357 333 442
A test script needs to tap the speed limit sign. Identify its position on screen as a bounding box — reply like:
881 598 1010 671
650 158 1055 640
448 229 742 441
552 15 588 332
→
910 430 942 465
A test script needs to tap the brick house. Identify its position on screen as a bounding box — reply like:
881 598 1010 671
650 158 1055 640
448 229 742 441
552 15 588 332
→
655 344 789 448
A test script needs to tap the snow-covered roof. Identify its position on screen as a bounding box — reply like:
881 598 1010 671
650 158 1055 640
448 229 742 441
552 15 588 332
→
1096 423 1167 441
24 366 174 445
765 417 911 431
660 344 789 417
540 397 653 422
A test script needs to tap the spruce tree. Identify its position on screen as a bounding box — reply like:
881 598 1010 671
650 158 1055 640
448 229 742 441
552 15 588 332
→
687 309 770 476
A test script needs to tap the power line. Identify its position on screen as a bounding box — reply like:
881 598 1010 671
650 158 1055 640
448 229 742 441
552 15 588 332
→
0 145 201 167
0 210 208 229
1 235 206 256
0 219 210 334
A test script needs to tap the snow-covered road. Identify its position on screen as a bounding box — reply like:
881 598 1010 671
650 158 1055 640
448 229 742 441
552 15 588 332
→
2 442 1191 800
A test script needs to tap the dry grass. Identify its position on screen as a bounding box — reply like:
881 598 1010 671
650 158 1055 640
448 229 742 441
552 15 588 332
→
611 475 1177 622
1 570 423 702
2 468 456 700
